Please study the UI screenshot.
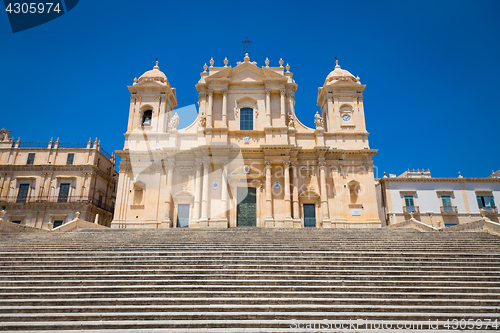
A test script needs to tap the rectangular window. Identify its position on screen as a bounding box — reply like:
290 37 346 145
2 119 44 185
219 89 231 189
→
240 108 253 130
441 195 453 212
58 183 70 203
53 220 64 228
11 220 21 224
26 153 35 165
404 195 415 212
66 153 74 165
16 184 30 203
477 195 496 213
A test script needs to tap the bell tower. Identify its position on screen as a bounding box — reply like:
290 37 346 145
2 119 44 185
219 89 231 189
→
124 61 177 150
317 60 369 149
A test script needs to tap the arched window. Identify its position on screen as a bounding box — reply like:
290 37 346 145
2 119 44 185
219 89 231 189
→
142 110 152 126
240 108 253 130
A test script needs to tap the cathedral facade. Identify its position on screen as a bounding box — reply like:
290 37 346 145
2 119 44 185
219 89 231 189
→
111 54 381 229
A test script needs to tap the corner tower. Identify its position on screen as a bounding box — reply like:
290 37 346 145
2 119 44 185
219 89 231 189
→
317 60 369 149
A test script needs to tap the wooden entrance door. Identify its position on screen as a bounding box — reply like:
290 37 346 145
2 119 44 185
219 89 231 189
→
237 187 256 227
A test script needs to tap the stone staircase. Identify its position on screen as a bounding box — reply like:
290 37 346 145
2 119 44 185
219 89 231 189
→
0 228 499 332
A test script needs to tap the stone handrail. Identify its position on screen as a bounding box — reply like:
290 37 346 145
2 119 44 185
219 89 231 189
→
445 219 500 236
0 220 49 233
51 218 108 233
387 218 438 232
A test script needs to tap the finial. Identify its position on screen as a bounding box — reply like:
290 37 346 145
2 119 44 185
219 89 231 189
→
383 171 387 178
134 77 137 83
458 171 463 178
356 76 360 82
285 63 290 72
265 57 269 67
56 137 59 142
244 53 250 62
335 58 340 69
154 58 159 70
203 63 208 72
224 57 228 67
279 58 284 67
209 57 214 67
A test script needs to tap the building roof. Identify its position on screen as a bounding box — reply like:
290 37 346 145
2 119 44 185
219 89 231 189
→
324 60 357 85
138 61 168 84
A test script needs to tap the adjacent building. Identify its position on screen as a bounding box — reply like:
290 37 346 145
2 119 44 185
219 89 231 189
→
111 55 381 229
376 169 500 227
0 128 118 228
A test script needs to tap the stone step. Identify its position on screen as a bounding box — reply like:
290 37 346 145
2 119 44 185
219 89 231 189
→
2 285 500 297
0 297 499 309
2 279 498 290
2 289 500 300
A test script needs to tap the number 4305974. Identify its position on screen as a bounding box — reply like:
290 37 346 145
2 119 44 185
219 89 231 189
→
5 3 61 14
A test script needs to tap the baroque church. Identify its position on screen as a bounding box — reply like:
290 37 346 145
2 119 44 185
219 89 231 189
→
111 54 381 229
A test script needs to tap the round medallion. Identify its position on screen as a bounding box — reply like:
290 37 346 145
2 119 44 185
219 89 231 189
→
243 136 250 144
243 165 250 174
213 181 218 189
342 114 351 122
274 181 280 189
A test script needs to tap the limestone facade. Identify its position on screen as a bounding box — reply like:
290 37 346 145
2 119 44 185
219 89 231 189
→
0 129 118 228
111 55 381 229
376 169 500 227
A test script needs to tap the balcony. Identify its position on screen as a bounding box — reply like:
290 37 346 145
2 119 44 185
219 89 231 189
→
403 206 420 214
440 206 458 215
481 206 498 215
0 196 114 213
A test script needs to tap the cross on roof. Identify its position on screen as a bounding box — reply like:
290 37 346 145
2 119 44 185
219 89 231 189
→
242 37 252 55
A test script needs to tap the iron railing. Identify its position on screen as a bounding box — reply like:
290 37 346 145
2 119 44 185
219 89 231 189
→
481 206 498 214
403 206 420 214
0 196 114 213
440 206 458 214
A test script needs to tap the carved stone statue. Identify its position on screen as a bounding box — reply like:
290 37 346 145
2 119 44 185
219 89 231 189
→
288 113 295 129
0 128 11 142
314 111 324 129
199 113 206 128
168 112 179 130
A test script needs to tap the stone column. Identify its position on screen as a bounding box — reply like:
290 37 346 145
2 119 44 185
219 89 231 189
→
284 161 293 227
222 89 228 127
220 162 228 224
292 163 300 221
207 89 213 128
265 89 271 126
163 160 175 227
280 89 286 127
200 161 210 226
264 161 274 226
192 162 202 225
319 161 331 227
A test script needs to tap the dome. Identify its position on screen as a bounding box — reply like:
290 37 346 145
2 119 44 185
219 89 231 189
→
138 61 168 84
324 60 356 85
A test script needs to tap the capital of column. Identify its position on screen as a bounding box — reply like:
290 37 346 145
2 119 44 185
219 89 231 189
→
283 161 290 168
167 161 175 170
280 89 286 96
199 91 208 98
222 88 227 95
208 89 214 97
203 161 211 169
265 161 272 170
265 88 271 95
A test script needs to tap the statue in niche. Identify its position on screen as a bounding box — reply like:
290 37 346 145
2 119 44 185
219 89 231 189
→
168 112 179 130
288 113 295 129
199 113 206 128
314 111 324 129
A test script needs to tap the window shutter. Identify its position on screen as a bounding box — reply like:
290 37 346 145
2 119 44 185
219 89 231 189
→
476 196 484 208
489 196 496 208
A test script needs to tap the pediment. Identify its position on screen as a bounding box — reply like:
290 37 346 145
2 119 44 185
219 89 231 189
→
206 62 286 84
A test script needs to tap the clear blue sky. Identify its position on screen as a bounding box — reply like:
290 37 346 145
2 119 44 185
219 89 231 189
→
1 0 499 178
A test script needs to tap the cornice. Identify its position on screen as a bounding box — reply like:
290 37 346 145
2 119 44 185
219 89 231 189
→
378 177 500 183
